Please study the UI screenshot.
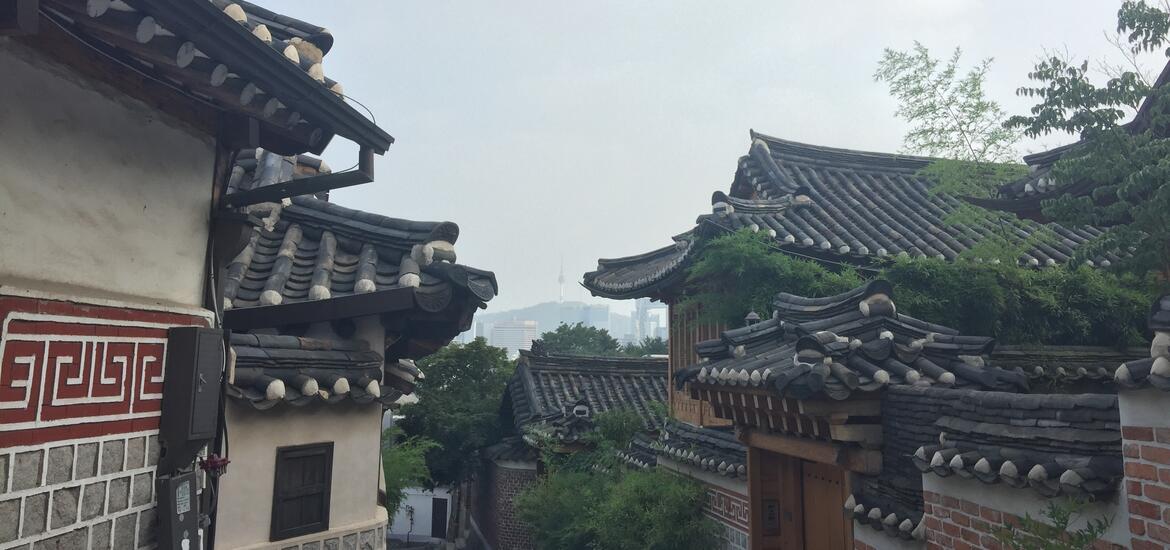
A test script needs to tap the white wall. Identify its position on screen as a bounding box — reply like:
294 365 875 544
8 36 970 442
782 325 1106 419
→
215 402 384 549
0 39 213 308
1120 387 1170 428
389 486 451 541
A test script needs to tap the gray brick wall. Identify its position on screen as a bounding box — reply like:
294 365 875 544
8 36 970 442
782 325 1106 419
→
0 431 162 549
484 462 537 550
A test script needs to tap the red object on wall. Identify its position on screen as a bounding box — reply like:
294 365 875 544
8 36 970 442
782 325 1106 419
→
0 296 209 446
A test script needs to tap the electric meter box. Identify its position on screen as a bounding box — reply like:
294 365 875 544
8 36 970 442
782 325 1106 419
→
157 471 201 550
159 326 224 473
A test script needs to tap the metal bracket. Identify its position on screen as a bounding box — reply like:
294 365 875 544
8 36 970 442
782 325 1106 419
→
220 146 374 209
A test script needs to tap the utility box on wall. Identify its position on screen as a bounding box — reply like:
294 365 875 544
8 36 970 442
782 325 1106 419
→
160 326 225 474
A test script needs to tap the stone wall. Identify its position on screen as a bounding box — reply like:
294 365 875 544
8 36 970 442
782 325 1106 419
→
482 460 537 550
0 430 162 548
1120 388 1170 550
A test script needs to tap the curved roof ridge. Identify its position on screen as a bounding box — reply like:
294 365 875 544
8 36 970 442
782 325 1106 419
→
750 129 939 168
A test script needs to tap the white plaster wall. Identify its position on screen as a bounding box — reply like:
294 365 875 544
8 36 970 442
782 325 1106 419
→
923 474 1129 546
0 39 213 308
214 402 384 549
853 520 923 550
388 486 451 540
1120 387 1170 428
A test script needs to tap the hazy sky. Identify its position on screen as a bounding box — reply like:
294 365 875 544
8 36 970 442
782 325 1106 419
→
277 1 1149 315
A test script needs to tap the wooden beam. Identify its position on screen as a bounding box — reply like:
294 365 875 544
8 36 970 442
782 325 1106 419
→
828 424 884 445
0 0 38 35
738 427 881 475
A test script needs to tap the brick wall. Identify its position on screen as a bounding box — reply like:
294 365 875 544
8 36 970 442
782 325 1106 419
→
920 488 1125 550
483 461 537 550
1120 388 1170 550
0 296 212 549
0 431 162 548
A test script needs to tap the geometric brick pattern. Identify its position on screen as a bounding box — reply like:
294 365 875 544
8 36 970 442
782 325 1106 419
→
1123 426 1170 550
0 296 209 446
919 490 1125 550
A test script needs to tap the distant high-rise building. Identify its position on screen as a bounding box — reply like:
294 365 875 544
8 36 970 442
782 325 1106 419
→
490 320 539 358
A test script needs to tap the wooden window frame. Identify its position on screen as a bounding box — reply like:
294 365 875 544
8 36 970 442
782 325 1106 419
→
270 442 334 541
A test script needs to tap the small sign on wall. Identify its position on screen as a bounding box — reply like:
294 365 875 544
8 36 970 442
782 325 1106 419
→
762 498 781 535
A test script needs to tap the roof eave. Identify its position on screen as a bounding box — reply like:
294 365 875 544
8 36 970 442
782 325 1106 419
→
125 0 393 154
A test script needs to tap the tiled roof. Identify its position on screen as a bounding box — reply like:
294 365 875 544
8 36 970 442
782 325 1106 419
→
38 0 388 153
227 332 419 409
223 151 497 313
1116 294 1170 391
674 281 1029 400
482 436 540 464
906 387 1121 499
719 133 1108 265
649 420 747 480
967 61 1170 221
582 236 693 300
505 350 668 444
584 131 1110 300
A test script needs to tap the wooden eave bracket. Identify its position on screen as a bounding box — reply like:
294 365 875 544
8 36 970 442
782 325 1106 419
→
738 426 882 475
220 145 374 209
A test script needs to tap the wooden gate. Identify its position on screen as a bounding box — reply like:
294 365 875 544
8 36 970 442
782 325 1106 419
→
750 449 852 550
800 461 852 549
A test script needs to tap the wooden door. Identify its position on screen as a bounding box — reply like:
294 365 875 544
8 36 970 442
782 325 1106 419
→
800 461 852 550
431 497 449 539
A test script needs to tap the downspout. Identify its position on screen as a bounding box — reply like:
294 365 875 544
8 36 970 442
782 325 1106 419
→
203 138 244 550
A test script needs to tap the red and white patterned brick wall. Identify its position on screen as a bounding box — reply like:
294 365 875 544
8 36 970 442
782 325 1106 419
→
0 295 210 548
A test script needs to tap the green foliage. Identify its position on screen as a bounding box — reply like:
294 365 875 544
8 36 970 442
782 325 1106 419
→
882 257 1152 347
993 498 1112 550
590 469 719 550
536 322 625 356
874 41 1020 163
397 338 514 487
515 470 610 550
875 42 1051 259
622 336 668 357
1005 1 1170 274
683 231 864 325
517 408 716 550
380 426 439 518
515 467 718 550
684 230 1155 347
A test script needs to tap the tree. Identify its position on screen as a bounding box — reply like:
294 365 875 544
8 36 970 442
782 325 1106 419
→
683 230 865 325
397 338 514 486
875 42 1043 261
515 409 718 550
683 230 1154 347
534 322 624 356
874 41 1021 165
380 426 438 518
622 336 667 357
1005 1 1170 275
